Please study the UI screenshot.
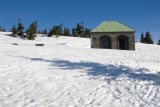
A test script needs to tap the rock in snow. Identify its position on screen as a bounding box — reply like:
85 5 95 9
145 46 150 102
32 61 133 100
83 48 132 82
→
0 34 160 107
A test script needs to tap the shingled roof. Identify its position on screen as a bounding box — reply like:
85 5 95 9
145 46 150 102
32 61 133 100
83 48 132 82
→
92 21 135 33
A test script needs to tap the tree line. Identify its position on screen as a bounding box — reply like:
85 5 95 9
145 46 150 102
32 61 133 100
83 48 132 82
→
0 26 6 32
46 22 91 38
140 32 154 44
0 19 91 40
0 19 160 45
140 32 160 45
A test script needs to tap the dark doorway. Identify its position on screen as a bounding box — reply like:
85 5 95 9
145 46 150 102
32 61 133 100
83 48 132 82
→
117 36 129 50
119 39 125 49
99 36 111 49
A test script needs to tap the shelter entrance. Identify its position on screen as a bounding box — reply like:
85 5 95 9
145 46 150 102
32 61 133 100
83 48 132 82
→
99 36 111 49
117 35 129 50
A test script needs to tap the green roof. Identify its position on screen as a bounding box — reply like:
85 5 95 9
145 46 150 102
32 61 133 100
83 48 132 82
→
92 21 135 33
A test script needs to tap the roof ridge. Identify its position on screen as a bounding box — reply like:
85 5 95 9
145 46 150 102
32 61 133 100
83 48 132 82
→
117 21 136 32
91 21 135 33
102 20 118 23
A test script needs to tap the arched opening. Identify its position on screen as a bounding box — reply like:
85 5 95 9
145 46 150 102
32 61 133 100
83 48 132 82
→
99 36 111 49
117 35 129 50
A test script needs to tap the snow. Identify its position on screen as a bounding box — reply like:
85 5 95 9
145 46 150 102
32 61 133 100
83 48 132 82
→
0 33 160 107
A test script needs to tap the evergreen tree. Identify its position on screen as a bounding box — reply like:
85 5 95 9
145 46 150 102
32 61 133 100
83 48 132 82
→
66 28 70 36
48 30 53 37
41 29 48 34
63 28 67 36
25 29 29 38
140 33 145 43
140 32 154 44
2 28 6 32
63 28 70 36
0 26 2 31
145 32 153 44
72 28 76 37
48 24 63 37
158 38 160 45
39 29 48 34
83 28 91 38
17 19 24 37
27 21 37 40
44 29 48 34
75 22 84 37
72 22 91 38
0 26 6 32
11 25 17 37
53 24 63 36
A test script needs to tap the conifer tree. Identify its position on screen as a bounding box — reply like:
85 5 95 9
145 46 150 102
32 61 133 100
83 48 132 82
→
0 26 2 31
48 30 53 37
27 21 37 40
158 37 160 45
145 32 153 44
72 28 76 37
38 31 41 34
17 19 24 37
72 22 91 38
54 24 63 36
83 28 91 38
66 28 70 36
63 28 71 36
11 25 17 37
0 26 6 32
63 28 67 36
25 29 29 38
140 33 145 43
2 28 6 32
140 32 154 44
40 29 48 34
44 29 48 34
48 24 63 37
75 22 84 37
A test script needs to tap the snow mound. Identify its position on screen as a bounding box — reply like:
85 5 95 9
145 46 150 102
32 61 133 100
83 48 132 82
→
0 34 160 107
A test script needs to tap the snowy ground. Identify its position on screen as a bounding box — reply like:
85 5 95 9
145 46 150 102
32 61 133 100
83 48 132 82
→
0 33 160 107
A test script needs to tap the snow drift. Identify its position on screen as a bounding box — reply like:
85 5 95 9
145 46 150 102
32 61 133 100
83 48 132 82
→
0 34 160 107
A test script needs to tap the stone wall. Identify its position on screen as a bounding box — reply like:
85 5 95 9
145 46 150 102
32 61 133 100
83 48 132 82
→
91 32 135 50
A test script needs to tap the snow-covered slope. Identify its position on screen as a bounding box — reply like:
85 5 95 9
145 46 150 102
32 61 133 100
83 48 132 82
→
0 34 160 107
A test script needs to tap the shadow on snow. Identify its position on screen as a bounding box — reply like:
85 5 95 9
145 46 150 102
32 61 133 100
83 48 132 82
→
51 59 160 85
15 56 160 85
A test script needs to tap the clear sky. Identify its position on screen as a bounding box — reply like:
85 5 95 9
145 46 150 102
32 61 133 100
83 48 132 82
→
0 0 160 42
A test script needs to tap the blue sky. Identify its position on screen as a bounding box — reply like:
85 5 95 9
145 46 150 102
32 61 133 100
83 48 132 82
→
0 0 160 42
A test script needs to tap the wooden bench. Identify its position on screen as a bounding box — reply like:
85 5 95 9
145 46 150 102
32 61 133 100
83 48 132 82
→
35 44 44 46
12 43 18 45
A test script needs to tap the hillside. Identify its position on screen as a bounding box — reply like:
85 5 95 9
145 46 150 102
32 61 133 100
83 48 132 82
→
0 33 160 107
